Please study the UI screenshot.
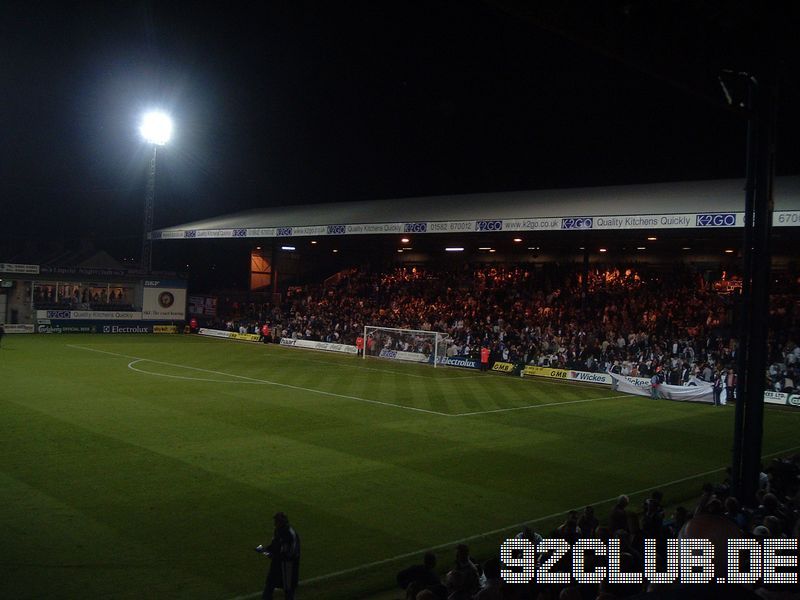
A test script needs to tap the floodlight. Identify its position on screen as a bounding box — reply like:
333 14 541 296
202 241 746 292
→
140 111 173 145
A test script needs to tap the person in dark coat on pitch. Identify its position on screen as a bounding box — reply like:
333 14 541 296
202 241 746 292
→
256 512 301 600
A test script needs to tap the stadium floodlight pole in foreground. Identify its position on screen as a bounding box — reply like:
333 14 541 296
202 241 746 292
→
139 111 173 273
721 62 777 506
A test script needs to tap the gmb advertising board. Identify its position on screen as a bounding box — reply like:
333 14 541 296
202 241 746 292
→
142 280 187 320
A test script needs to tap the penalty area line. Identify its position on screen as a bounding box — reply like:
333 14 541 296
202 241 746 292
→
452 393 631 416
185 334 442 380
127 359 270 384
226 443 800 600
67 345 451 417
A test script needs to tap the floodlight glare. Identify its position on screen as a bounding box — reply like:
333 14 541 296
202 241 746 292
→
140 111 173 145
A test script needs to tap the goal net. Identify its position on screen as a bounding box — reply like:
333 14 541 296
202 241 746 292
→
363 326 447 367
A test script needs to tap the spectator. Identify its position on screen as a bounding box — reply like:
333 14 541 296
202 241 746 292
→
450 544 480 597
474 557 502 600
397 552 440 591
577 506 598 538
609 495 630 533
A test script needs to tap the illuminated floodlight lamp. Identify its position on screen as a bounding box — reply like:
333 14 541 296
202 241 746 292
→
513 238 522 243
401 237 410 243
445 247 464 252
281 246 296 251
599 248 608 253
140 111 173 145
647 236 657 241
637 246 646 250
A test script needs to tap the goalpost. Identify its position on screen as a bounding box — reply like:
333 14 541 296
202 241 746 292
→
363 325 447 368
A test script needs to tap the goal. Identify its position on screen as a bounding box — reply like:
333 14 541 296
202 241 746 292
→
363 326 447 368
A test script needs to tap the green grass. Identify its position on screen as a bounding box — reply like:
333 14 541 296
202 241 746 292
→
1 334 799 599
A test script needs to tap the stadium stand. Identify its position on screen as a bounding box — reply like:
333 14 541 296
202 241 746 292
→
210 262 799 393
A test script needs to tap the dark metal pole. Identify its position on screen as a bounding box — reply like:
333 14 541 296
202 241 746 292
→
141 145 157 273
732 64 777 506
731 76 757 499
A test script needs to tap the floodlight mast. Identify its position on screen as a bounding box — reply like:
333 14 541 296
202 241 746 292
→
139 111 172 273
141 145 158 273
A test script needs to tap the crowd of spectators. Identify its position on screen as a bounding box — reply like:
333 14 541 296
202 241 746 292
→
212 262 800 388
393 454 800 599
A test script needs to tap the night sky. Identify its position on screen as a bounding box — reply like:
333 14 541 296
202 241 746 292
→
2 1 798 261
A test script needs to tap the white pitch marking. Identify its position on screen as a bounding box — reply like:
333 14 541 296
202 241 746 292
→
68 345 451 417
453 393 632 416
127 359 269 384
454 372 619 391
184 334 444 379
71 345 635 418
226 443 800 600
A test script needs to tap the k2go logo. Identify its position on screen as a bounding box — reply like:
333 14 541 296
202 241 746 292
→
561 217 593 230
276 227 293 236
476 220 503 231
696 213 736 227
327 224 346 235
404 222 428 233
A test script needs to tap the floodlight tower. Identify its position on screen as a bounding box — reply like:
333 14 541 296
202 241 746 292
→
139 111 173 273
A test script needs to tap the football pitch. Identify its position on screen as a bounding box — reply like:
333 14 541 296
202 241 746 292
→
2 334 799 599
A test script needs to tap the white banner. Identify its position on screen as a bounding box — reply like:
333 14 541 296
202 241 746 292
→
764 391 800 407
142 281 187 320
0 262 39 274
379 348 430 363
198 328 233 339
568 370 613 385
36 310 143 320
2 324 34 333
764 391 787 405
608 372 714 403
775 211 800 227
155 208 800 240
197 328 261 342
279 338 358 354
